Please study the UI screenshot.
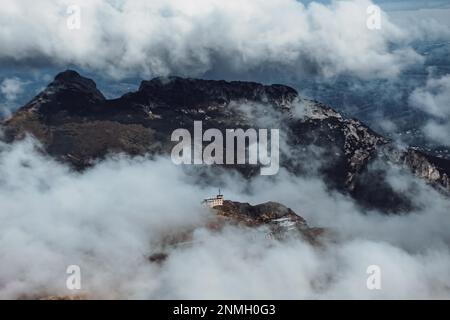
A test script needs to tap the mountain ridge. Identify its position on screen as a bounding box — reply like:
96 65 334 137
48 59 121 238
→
2 70 449 211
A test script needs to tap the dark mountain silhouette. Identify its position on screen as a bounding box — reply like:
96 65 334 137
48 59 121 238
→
1 70 449 211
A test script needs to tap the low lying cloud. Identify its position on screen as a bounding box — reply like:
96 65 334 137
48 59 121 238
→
409 73 450 146
0 78 26 101
160 229 450 299
0 137 210 298
1 136 450 299
0 77 28 118
0 0 425 80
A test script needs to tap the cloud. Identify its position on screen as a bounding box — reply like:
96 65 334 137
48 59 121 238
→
0 137 211 298
409 74 450 146
0 0 424 80
0 77 29 118
1 136 450 299
0 77 27 101
160 230 450 299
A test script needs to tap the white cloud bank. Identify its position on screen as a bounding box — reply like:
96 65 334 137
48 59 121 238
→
0 137 450 299
0 0 424 79
0 77 28 117
0 78 26 101
409 74 450 146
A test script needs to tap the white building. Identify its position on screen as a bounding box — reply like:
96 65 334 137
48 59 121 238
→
202 190 224 208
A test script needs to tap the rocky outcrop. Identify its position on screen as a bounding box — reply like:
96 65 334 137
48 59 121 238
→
148 199 326 264
386 146 450 193
212 200 325 243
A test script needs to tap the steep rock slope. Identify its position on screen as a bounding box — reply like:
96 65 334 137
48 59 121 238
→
213 200 324 243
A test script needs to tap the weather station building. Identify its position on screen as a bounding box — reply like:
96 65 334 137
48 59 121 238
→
202 190 224 208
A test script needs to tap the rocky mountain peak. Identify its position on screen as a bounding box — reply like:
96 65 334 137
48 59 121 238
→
1 70 449 211
41 69 104 98
54 69 81 81
22 70 106 118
